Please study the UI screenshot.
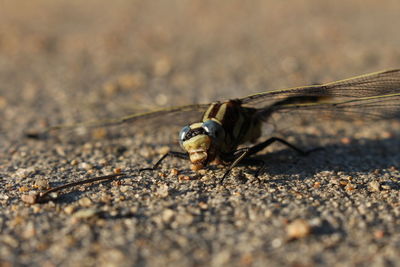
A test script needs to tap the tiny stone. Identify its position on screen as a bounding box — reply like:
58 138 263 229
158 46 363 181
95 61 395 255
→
198 169 207 175
79 197 92 207
175 212 193 226
21 193 38 204
156 184 169 198
91 128 107 139
55 146 66 156
34 177 49 189
0 193 10 200
179 175 190 181
345 183 357 191
170 168 179 176
71 159 79 166
271 238 282 248
381 184 391 190
198 202 208 209
374 230 385 239
98 159 107 166
72 208 98 219
158 172 167 178
120 185 130 193
49 192 59 199
64 205 75 215
286 219 311 239
2 235 18 248
79 162 93 170
32 205 41 213
369 181 380 192
340 137 352 144
162 209 175 223
15 167 36 179
22 221 36 239
18 186 30 192
113 168 122 174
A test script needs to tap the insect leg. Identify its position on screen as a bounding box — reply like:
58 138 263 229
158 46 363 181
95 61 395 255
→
140 151 189 171
221 148 251 183
221 137 312 183
247 137 311 156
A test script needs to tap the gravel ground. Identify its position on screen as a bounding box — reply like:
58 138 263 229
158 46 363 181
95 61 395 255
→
1 1 400 266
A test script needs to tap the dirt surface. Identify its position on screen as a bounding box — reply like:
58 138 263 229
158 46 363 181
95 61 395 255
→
1 1 400 266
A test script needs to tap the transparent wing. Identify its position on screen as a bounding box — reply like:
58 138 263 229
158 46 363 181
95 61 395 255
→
28 103 210 138
240 69 400 140
241 69 400 107
271 93 400 120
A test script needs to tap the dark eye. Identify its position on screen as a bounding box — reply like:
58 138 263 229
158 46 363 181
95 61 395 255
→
179 125 191 147
202 120 225 141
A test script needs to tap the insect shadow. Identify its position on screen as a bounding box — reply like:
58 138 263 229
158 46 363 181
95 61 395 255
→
251 136 399 182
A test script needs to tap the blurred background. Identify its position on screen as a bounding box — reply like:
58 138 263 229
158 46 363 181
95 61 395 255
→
1 1 400 266
1 0 400 136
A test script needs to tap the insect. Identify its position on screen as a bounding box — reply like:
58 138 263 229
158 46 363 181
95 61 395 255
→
26 69 400 203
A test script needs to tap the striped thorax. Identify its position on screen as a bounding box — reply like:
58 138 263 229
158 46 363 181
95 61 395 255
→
179 100 262 170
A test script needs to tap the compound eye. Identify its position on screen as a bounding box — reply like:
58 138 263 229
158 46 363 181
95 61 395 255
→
202 120 225 142
179 125 191 147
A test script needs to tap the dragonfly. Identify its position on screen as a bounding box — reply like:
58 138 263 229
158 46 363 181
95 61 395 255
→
26 69 400 203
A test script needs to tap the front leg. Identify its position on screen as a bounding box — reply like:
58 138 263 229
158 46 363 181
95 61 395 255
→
140 151 189 171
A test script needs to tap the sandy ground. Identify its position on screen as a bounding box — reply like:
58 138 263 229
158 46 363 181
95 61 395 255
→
0 0 399 266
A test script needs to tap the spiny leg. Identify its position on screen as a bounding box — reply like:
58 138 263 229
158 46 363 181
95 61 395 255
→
221 137 314 183
140 151 189 171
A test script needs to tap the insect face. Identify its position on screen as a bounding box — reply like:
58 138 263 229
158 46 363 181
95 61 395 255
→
179 120 225 170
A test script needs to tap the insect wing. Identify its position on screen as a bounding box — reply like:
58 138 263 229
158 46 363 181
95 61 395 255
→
241 69 400 105
30 103 210 138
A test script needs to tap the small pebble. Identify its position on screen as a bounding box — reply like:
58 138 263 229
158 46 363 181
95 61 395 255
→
18 186 30 192
120 185 130 193
369 181 380 192
381 184 391 190
34 178 49 189
198 202 208 209
340 137 352 144
21 193 38 204
178 175 190 181
156 184 169 197
15 167 36 179
64 205 75 215
72 208 98 220
170 168 179 176
345 183 357 191
113 168 122 174
158 172 167 178
22 222 36 239
98 159 107 166
79 197 92 207
0 193 9 200
374 230 385 239
79 162 93 170
162 209 175 223
286 219 311 239
175 212 193 226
